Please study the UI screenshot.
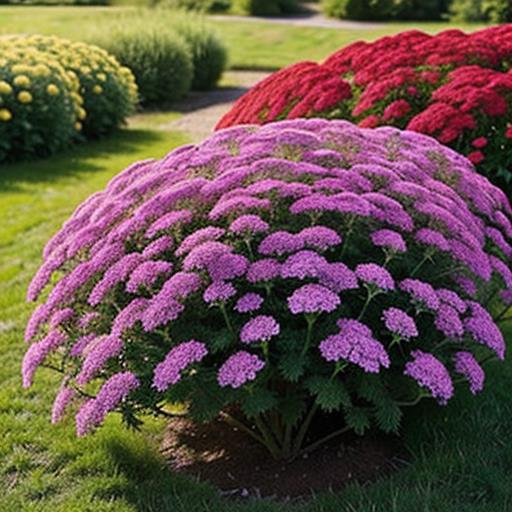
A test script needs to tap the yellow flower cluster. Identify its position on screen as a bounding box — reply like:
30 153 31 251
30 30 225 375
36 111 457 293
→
0 39 82 130
2 35 137 135
0 34 137 160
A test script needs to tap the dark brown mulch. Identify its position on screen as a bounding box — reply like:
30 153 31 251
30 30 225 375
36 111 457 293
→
161 415 408 502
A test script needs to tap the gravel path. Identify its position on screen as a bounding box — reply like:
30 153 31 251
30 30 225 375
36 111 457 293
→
162 71 270 142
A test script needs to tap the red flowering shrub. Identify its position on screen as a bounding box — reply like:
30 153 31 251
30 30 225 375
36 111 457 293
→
217 25 512 189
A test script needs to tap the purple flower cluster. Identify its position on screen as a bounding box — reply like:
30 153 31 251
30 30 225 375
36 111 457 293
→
355 263 395 291
404 350 454 405
319 319 390 372
23 119 511 436
218 351 265 388
240 315 280 344
203 281 236 303
152 340 208 392
76 372 140 436
400 279 440 311
235 293 264 313
371 229 407 253
288 284 341 314
382 307 418 339
454 351 484 395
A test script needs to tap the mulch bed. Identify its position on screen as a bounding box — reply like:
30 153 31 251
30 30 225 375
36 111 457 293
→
161 414 408 502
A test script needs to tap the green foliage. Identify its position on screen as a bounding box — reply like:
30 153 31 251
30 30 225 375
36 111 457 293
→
88 11 226 102
322 0 394 20
345 406 371 435
241 387 278 417
90 21 193 106
306 376 351 412
231 0 300 15
450 0 512 21
322 0 449 20
156 0 230 11
174 21 227 90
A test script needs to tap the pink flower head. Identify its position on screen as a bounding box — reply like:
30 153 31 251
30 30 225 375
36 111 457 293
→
404 350 453 405
152 340 208 392
240 315 280 344
217 351 265 388
288 284 340 314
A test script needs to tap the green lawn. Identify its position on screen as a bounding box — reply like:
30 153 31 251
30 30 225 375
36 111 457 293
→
0 6 487 69
0 7 511 512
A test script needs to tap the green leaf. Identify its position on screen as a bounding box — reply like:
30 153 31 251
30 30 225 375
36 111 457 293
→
356 375 402 433
374 400 402 434
209 328 235 354
278 352 306 382
241 388 278 418
345 407 371 435
306 375 351 412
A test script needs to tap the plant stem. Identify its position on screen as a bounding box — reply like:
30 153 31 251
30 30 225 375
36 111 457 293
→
254 415 282 459
358 289 374 321
301 314 316 357
410 249 434 277
219 303 234 334
494 303 512 322
291 402 319 457
244 239 254 260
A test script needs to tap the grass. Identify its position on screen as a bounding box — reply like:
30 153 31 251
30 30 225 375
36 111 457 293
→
0 6 511 511
0 6 487 69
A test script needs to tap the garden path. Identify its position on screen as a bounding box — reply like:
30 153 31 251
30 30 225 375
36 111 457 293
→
210 3 381 30
161 70 270 142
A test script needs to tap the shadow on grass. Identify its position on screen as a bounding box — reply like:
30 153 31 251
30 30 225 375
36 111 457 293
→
0 129 167 193
101 435 216 512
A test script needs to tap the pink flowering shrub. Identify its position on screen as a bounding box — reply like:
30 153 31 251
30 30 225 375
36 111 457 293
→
23 119 512 459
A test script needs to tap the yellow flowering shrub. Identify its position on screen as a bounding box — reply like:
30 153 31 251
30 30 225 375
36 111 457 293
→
0 43 80 161
1 35 138 137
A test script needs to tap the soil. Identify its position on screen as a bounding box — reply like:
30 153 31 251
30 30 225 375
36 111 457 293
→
161 414 408 502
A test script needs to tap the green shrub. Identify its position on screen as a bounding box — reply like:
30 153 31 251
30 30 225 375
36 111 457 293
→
175 22 227 90
9 35 138 137
156 0 230 11
0 42 80 161
392 0 449 19
231 0 300 15
323 0 448 19
450 0 512 22
91 23 193 107
321 0 393 20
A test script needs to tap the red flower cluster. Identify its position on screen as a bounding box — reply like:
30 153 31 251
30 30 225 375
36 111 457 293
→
220 61 352 127
217 26 512 188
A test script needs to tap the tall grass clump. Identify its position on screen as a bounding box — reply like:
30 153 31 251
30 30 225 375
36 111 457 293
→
89 20 193 106
88 11 227 104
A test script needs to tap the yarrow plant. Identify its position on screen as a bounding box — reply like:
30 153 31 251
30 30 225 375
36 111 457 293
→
23 119 512 460
217 25 512 188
